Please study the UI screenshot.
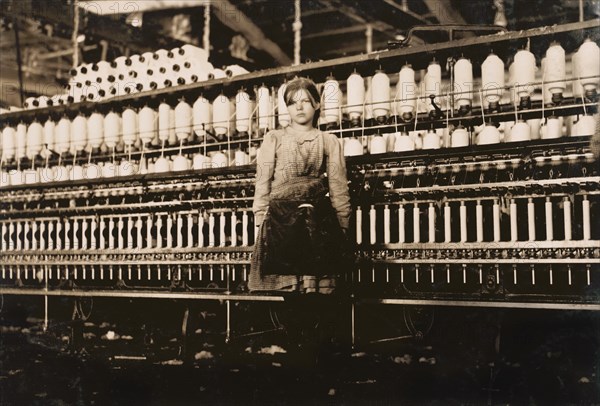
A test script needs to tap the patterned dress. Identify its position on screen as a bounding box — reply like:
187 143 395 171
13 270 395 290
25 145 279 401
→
249 126 351 292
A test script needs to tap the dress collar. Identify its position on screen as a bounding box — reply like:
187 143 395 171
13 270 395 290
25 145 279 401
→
284 126 320 144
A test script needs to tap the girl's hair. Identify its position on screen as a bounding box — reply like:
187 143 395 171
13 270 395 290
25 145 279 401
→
283 77 321 125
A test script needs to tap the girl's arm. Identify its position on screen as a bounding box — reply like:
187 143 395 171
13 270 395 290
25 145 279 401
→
324 133 351 230
252 131 277 226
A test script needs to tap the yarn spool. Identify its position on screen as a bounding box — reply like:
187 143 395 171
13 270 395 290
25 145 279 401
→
544 42 566 104
451 125 469 147
122 108 138 147
87 113 104 149
277 83 290 128
346 72 365 125
172 154 190 171
371 70 390 123
424 61 442 116
397 65 417 122
394 132 415 152
158 102 172 143
454 58 473 114
138 106 157 145
344 137 363 156
104 112 121 150
369 134 386 154
512 49 536 105
478 123 501 145
235 89 252 134
54 117 71 155
208 68 227 80
175 99 193 141
422 129 441 150
71 114 88 152
193 95 212 137
212 94 231 137
481 53 505 112
26 121 44 159
257 85 272 130
211 150 228 168
576 39 600 98
180 44 209 63
225 64 250 77
509 120 531 142
1 126 16 161
322 75 341 125
43 119 55 153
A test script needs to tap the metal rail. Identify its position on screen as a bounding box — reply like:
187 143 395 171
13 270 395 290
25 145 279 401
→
1 288 597 310
362 297 600 311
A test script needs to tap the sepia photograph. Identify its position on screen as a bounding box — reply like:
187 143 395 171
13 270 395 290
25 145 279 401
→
0 0 599 404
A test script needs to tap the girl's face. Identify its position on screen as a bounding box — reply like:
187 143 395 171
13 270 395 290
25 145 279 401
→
287 89 319 126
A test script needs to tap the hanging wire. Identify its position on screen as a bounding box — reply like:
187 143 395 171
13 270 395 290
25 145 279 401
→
365 24 373 54
293 0 302 65
541 62 546 123
72 0 80 68
203 1 211 59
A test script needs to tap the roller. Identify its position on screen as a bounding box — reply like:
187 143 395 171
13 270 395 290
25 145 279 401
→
198 212 205 247
428 203 436 243
220 212 226 247
242 211 249 246
444 202 451 243
582 195 591 241
64 218 71 251
398 204 405 243
413 204 420 243
81 219 88 250
146 215 153 249
371 70 390 122
347 71 365 124
544 197 554 241
235 90 252 134
563 197 572 241
156 215 163 249
493 199 501 242
90 218 97 250
177 214 184 249
355 206 363 245
208 213 215 247
166 214 173 248
510 199 518 242
527 198 536 241
476 200 483 242
231 211 238 247
322 75 341 125
187 214 194 248
73 219 80 250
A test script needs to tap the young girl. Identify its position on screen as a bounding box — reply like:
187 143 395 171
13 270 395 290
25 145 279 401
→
249 77 352 293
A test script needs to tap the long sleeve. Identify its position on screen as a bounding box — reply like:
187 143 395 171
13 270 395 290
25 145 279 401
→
252 131 277 225
324 133 351 230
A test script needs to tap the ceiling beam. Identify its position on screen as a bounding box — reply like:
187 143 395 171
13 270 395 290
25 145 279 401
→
317 0 397 39
422 0 468 25
316 39 392 58
210 0 292 66
379 0 430 25
303 24 373 40
285 7 338 19
2 0 183 53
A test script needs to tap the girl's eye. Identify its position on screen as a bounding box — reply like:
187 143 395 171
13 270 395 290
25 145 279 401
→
289 99 311 107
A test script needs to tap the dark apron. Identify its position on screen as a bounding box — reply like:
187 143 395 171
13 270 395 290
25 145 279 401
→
261 179 349 277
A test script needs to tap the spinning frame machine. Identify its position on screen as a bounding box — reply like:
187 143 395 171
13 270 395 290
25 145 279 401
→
0 21 599 346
